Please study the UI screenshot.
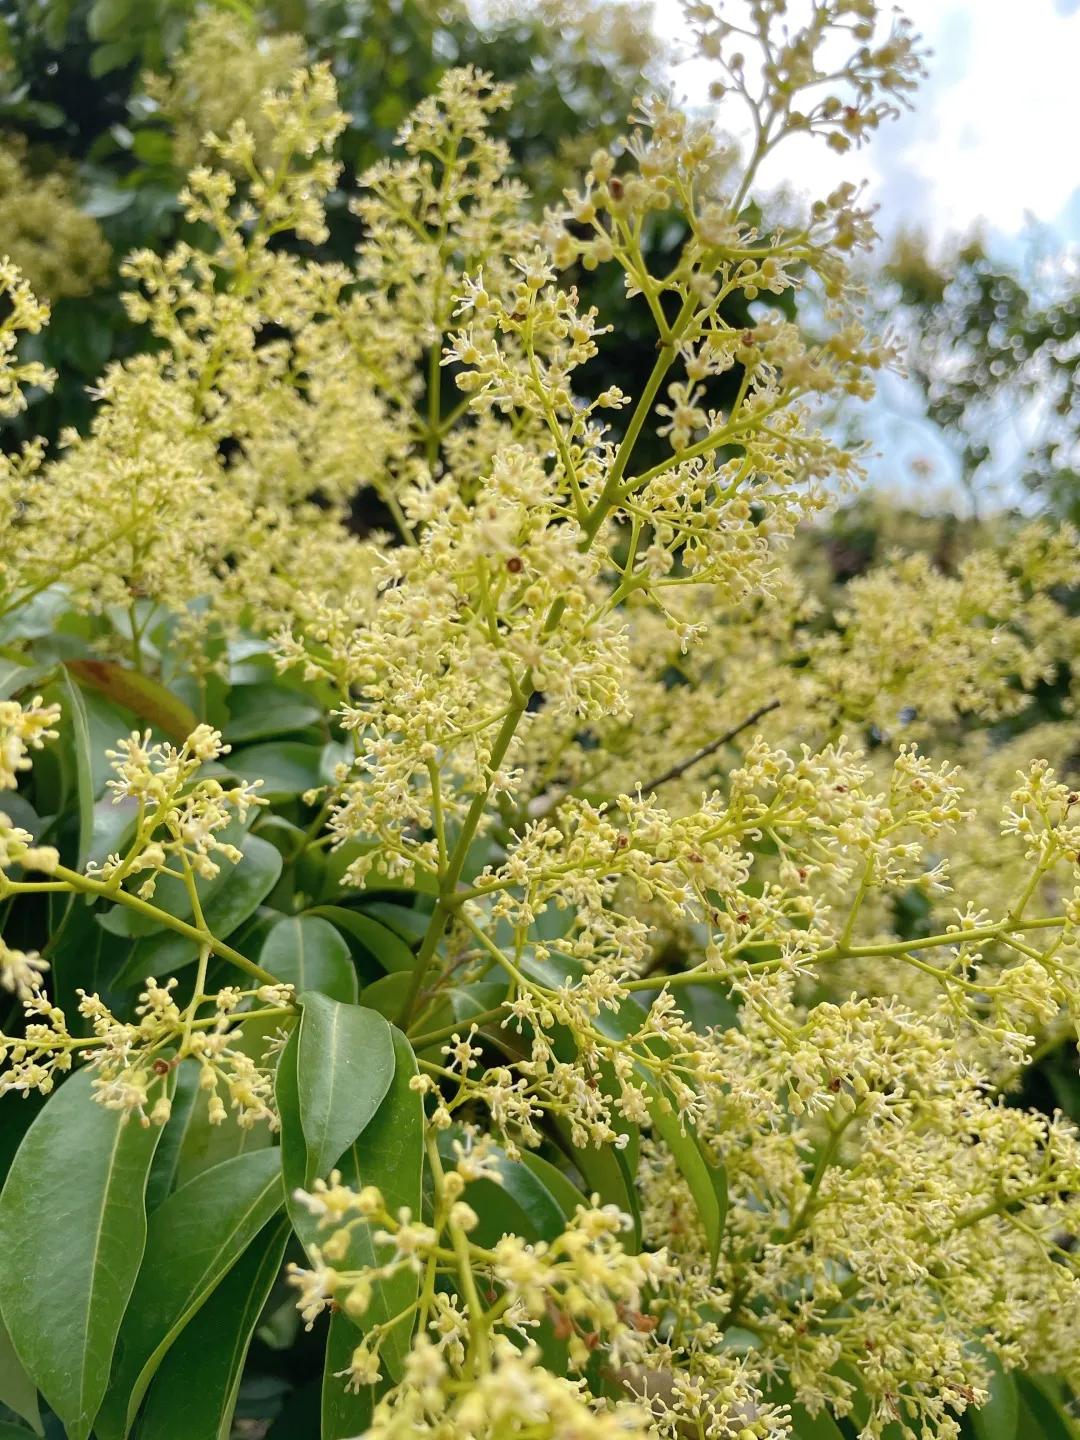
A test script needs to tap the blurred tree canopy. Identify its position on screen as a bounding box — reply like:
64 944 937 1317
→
883 230 1080 523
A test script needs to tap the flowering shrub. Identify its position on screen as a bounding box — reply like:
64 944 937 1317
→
0 4 1078 1438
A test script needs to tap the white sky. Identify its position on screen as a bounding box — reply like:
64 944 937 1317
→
654 0 1080 249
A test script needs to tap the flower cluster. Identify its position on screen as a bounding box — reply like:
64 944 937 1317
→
141 10 307 172
0 259 54 421
0 141 110 301
0 5 1078 1437
89 722 265 894
288 1155 789 1440
0 695 60 791
0 713 291 1120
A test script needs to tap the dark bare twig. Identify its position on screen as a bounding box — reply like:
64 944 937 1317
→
638 698 781 793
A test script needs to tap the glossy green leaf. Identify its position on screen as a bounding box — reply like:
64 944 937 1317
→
98 819 251 938
260 916 357 1004
970 1355 1018 1440
0 1069 167 1440
0 1315 40 1435
322 1314 386 1440
95 1149 284 1439
279 1028 422 1387
358 971 412 1020
223 684 322 742
307 906 416 975
137 1217 289 1440
60 669 95 870
362 901 431 944
65 660 196 742
276 1029 307 1200
317 844 438 899
114 835 282 985
224 741 325 797
333 1029 424 1384
519 1151 589 1222
147 1059 273 1198
643 1075 728 1268
296 994 395 1182
790 1403 846 1439
87 0 129 41
86 795 140 875
144 1061 201 1211
174 1100 275 1192
59 678 135 804
441 1136 565 1246
46 897 133 1029
551 1118 642 1251
522 950 726 1265
0 657 55 702
1014 1375 1075 1440
766 1381 845 1440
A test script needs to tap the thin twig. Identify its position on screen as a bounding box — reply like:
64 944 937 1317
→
638 698 781 793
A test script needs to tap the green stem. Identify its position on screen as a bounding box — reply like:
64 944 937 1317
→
396 701 526 1027
42 864 280 986
580 290 697 544
621 915 1070 992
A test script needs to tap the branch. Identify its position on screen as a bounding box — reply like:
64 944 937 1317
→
638 699 781 794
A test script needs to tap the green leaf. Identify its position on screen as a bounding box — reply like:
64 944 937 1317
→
0 1315 40 1435
1014 1375 1076 1440
551 1118 642 1250
643 1076 728 1268
333 1029 424 1384
95 1149 284 1440
0 1069 167 1440
174 1100 275 1192
362 901 431 944
278 1029 422 1386
137 1217 289 1440
130 129 173 168
317 844 438 899
260 916 357 1004
87 795 140 874
296 994 395 1182
441 1136 564 1246
114 835 283 986
522 950 726 1265
64 661 196 743
60 669 95 870
146 1059 273 1198
970 1355 1018 1440
790 1404 845 1439
224 742 325 797
98 819 251 939
766 1381 844 1440
145 1061 201 1211
322 1315 385 1440
0 657 55 703
89 39 131 75
88 0 129 40
359 971 412 1020
518 1151 589 1222
307 906 416 976
276 1029 306 1197
224 684 322 742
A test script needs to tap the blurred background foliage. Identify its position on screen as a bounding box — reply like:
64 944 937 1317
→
883 230 1080 525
